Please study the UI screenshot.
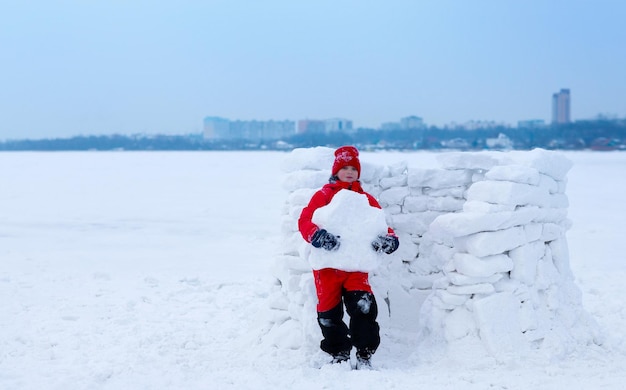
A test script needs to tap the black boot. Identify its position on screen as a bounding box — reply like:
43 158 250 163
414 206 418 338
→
355 348 373 370
331 350 350 364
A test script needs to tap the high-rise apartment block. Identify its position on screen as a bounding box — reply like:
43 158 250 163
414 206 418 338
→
204 116 354 140
324 118 353 132
203 117 296 140
552 89 571 124
297 118 353 134
297 119 326 134
400 116 425 129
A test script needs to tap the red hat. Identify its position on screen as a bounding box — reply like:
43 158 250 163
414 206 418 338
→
332 146 361 178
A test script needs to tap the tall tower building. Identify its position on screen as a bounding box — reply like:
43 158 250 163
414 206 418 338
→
552 89 571 124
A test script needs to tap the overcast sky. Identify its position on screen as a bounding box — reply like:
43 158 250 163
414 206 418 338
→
1 0 625 140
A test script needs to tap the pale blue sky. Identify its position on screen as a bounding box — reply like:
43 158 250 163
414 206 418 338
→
1 0 625 139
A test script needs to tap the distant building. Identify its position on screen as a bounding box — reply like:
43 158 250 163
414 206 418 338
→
381 115 425 131
203 117 295 140
444 120 508 130
262 120 297 139
462 120 506 130
552 89 571 124
297 118 353 134
324 118 353 132
518 119 547 128
380 122 401 131
400 116 425 129
297 120 326 134
203 116 230 139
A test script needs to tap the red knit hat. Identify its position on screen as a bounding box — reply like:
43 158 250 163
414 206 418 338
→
332 146 361 178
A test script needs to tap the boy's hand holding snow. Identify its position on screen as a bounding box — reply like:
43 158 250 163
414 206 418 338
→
372 234 399 254
311 229 340 251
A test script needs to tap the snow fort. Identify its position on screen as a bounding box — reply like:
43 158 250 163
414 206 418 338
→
266 147 601 363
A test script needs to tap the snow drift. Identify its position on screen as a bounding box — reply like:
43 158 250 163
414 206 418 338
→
267 147 601 363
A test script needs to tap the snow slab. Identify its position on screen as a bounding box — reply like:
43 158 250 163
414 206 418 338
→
309 190 389 272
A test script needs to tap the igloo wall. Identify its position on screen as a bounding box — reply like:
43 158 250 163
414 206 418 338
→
265 147 600 361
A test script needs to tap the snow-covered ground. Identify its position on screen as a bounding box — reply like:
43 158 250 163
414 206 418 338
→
1 150 625 389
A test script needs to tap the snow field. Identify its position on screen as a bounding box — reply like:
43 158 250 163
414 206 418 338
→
1 151 625 389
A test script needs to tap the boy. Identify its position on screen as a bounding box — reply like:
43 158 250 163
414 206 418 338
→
298 146 399 369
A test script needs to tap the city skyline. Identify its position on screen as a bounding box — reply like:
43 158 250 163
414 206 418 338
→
1 1 625 140
201 88 578 139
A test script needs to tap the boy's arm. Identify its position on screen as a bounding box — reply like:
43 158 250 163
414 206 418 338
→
298 190 328 242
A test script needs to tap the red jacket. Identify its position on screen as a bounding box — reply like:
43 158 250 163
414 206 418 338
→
298 180 395 242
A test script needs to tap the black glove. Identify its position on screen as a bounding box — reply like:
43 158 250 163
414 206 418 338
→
311 229 340 251
372 234 399 254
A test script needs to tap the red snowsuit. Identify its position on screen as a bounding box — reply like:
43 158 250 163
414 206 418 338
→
298 179 394 312
299 178 394 358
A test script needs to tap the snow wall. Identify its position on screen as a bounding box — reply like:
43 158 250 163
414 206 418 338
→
265 147 601 362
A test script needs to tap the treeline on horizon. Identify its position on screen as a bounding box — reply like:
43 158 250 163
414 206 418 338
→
1 119 625 152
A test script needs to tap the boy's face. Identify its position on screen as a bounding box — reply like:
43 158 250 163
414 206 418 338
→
337 166 358 183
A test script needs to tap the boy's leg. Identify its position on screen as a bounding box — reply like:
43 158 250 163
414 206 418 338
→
343 272 380 359
314 269 351 358
317 303 351 359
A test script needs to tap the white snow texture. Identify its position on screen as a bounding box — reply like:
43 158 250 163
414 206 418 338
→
270 147 601 364
4 150 625 389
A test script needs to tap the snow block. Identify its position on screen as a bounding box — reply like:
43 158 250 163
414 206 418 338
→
509 148 573 181
472 292 530 361
444 307 475 340
385 284 426 332
539 174 560 194
282 170 329 192
453 253 514 278
447 271 503 287
541 223 564 242
467 180 550 208
359 161 385 183
423 186 466 198
407 168 472 188
448 283 495 295
281 146 334 172
309 190 388 272
380 175 408 189
427 196 464 212
390 212 440 235
509 240 546 286
463 200 515 213
548 238 574 279
430 209 535 239
404 196 429 213
456 226 527 257
484 165 541 185
287 188 317 207
379 186 410 206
